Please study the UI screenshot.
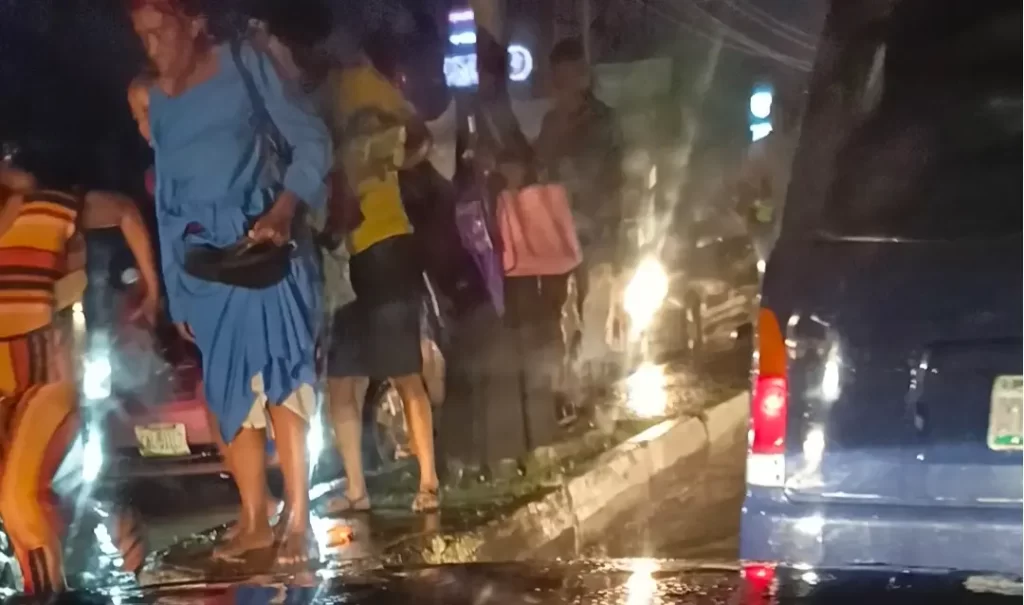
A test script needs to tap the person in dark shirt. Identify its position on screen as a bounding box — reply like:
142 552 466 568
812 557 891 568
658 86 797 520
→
534 38 625 384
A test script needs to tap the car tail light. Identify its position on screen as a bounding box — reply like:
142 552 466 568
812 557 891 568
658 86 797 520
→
751 375 787 454
748 309 787 486
741 563 777 605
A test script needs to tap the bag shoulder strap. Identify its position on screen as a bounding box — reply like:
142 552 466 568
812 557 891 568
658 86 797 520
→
230 41 288 152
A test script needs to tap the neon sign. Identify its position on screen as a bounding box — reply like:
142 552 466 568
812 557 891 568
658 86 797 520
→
445 8 534 88
748 83 775 142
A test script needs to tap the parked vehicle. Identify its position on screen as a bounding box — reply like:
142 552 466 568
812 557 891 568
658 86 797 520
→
673 209 758 359
740 0 1022 579
626 208 759 362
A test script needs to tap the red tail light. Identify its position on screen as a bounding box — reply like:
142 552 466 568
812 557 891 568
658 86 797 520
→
751 309 788 455
741 563 777 605
751 375 788 454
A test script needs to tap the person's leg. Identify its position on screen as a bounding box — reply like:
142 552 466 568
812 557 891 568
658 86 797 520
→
0 382 76 594
540 274 570 361
325 376 371 512
266 390 314 565
213 424 273 559
391 374 439 511
540 274 576 422
203 403 280 541
324 304 372 513
574 262 589 322
367 299 437 512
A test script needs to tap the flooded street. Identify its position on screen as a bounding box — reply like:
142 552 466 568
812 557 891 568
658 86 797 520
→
579 421 744 561
58 348 751 589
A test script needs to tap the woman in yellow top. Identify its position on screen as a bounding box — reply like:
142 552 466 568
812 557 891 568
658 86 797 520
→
0 161 158 593
265 25 439 512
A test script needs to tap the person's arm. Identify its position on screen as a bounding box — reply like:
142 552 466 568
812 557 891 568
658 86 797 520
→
83 191 161 321
402 114 433 169
367 76 432 170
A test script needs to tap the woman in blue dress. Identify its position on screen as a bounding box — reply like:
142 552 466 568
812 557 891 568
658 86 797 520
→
130 0 331 563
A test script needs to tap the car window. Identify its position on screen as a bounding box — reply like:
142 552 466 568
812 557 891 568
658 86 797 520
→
817 0 1022 240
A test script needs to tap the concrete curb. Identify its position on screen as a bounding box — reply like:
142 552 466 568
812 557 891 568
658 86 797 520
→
395 392 750 564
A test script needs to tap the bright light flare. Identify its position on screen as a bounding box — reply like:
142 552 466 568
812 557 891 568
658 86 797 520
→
750 90 773 119
626 558 659 605
307 411 325 465
623 257 669 338
750 122 773 142
82 430 105 483
625 363 668 418
82 354 112 401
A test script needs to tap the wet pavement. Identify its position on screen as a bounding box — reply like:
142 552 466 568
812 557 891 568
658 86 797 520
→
58 349 750 590
578 415 744 561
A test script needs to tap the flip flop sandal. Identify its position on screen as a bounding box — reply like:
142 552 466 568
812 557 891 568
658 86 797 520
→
412 488 440 513
324 494 371 515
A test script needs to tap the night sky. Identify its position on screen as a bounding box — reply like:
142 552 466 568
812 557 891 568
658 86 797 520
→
0 0 823 192
0 0 147 190
0 0 443 191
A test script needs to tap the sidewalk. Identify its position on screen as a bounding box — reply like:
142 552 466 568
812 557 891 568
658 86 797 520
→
137 361 748 585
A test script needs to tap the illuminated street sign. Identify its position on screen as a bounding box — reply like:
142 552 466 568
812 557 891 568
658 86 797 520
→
445 8 534 88
748 83 774 142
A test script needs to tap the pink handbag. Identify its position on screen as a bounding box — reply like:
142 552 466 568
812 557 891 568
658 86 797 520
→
497 183 583 277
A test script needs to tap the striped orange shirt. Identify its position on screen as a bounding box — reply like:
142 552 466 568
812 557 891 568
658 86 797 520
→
0 191 83 340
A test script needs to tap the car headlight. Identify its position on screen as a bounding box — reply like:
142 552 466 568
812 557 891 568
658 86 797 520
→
623 256 669 337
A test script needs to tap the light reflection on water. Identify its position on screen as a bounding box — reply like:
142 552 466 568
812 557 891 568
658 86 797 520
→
624 363 668 419
626 558 660 605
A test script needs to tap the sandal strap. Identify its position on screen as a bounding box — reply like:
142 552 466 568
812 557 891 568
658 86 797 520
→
326 493 371 513
412 488 440 512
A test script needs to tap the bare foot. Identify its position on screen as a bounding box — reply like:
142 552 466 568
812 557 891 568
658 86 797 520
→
221 498 282 542
276 527 316 567
213 523 274 561
412 487 440 513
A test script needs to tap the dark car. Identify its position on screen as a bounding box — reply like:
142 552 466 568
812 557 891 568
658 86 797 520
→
741 0 1022 580
636 207 759 362
676 208 760 358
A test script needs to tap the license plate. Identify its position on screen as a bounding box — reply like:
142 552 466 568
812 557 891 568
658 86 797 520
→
135 423 190 457
988 375 1023 451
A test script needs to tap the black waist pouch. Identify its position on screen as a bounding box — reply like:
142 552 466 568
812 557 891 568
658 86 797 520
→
184 237 295 290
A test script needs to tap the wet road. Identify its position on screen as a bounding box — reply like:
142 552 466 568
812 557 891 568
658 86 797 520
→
131 415 746 559
128 348 749 557
59 346 750 587
579 418 745 561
